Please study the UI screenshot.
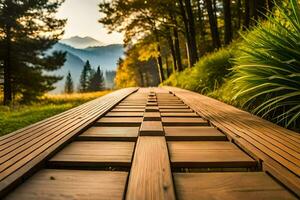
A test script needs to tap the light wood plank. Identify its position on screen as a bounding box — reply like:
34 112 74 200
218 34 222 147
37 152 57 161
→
49 141 135 167
140 121 164 136
174 172 297 200
168 141 256 168
126 137 175 200
97 117 143 126
162 117 208 126
165 127 227 141
5 169 128 200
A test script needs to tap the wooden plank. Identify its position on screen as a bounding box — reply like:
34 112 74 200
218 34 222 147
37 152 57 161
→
126 137 175 200
161 112 198 117
140 121 164 136
159 109 193 113
164 86 300 195
105 112 144 117
165 127 227 141
49 141 135 167
4 169 128 200
96 117 143 126
159 105 189 109
78 126 139 141
145 106 159 112
111 108 145 112
174 172 297 200
143 112 161 121
168 141 256 168
162 117 208 126
0 88 137 197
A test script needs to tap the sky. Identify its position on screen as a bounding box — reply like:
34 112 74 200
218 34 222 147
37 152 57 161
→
56 0 123 44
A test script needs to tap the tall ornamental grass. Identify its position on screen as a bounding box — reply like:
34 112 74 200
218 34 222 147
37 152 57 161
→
233 0 300 128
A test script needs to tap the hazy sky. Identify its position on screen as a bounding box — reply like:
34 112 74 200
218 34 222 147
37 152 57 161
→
56 0 123 44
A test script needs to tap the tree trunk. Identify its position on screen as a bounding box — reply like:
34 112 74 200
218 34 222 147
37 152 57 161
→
237 0 242 29
166 27 177 73
156 45 164 83
165 56 171 78
173 27 183 71
223 0 232 45
244 0 250 29
196 0 206 44
184 0 198 65
3 29 12 105
205 0 221 49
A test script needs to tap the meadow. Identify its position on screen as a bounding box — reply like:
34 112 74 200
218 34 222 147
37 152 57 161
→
0 91 110 136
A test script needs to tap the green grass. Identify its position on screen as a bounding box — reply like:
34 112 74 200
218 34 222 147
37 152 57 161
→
0 91 111 136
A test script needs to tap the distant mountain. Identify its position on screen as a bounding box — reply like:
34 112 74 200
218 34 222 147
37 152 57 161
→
60 36 104 49
48 41 123 93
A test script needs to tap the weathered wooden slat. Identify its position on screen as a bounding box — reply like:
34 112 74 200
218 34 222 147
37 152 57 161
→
174 172 297 200
4 170 128 200
126 137 175 200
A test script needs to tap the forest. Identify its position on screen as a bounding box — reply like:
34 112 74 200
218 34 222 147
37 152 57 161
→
99 0 300 131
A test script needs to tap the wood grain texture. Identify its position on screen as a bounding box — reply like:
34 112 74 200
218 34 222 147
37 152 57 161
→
78 126 139 141
49 141 135 167
168 141 256 168
140 121 164 136
174 172 297 200
97 117 143 126
5 169 128 200
143 112 161 121
0 88 137 196
159 109 193 113
164 86 300 196
161 112 198 117
164 126 227 141
105 112 144 117
126 137 175 200
162 117 208 126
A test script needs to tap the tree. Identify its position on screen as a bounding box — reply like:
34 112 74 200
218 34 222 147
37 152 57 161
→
0 0 66 104
88 66 105 91
223 0 233 44
64 71 74 94
79 60 92 92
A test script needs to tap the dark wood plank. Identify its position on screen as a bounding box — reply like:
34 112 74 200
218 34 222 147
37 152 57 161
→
5 169 128 200
78 126 139 141
49 141 135 167
174 172 297 200
162 117 208 126
159 105 189 109
161 112 198 117
159 109 193 113
126 137 175 200
165 127 227 141
168 141 256 168
140 121 164 136
145 106 159 112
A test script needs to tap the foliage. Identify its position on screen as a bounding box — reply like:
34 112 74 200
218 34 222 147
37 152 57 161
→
64 71 74 94
163 46 235 93
79 60 92 92
0 91 110 136
88 66 105 91
0 0 66 104
232 0 300 128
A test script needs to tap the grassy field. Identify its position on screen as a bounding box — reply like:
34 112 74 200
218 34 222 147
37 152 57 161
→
0 91 111 136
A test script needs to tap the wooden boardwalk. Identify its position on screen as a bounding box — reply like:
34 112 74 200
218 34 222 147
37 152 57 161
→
0 87 299 199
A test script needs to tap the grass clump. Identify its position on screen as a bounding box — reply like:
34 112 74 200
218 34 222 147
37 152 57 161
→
0 91 110 136
232 0 300 129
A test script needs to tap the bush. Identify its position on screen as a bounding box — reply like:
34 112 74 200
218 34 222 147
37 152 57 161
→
232 0 300 129
163 46 235 93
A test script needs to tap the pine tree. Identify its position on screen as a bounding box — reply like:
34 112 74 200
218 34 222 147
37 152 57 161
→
0 0 66 104
79 60 92 92
88 66 105 91
64 71 74 94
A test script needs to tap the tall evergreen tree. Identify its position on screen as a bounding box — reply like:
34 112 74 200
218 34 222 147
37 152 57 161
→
79 60 92 92
88 66 105 91
0 0 66 104
64 71 74 94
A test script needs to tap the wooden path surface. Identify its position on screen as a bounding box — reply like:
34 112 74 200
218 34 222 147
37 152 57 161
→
0 87 299 199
